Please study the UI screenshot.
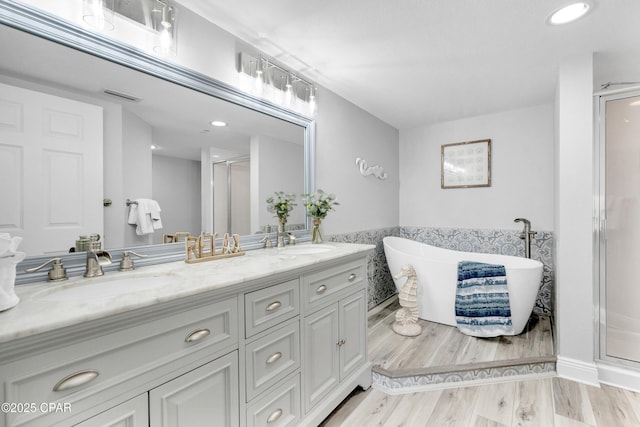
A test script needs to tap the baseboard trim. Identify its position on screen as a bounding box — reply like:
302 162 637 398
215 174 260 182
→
556 356 599 386
367 295 397 316
597 361 640 393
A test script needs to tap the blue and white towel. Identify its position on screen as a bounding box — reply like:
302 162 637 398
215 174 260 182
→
455 261 513 337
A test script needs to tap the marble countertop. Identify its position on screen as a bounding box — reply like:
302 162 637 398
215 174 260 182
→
0 243 374 344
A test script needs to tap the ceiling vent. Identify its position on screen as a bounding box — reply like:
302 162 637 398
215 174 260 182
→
103 89 142 102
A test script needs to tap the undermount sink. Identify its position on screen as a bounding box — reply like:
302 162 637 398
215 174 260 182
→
280 244 335 255
34 271 178 302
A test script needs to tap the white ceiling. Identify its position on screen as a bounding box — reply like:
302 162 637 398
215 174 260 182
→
178 0 640 129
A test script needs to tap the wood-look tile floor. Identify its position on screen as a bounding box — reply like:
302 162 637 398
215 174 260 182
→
369 299 554 376
320 377 640 426
320 299 640 426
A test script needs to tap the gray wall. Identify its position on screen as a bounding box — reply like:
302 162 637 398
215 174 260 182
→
399 104 555 231
152 155 201 244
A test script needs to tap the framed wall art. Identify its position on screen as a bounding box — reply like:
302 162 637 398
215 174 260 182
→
441 139 491 189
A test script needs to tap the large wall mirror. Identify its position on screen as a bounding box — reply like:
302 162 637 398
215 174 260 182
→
0 2 314 281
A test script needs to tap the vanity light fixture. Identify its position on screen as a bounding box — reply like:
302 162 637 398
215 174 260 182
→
151 0 177 56
547 2 592 25
82 0 115 31
239 52 317 114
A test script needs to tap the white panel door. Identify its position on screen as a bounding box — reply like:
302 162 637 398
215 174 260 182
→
339 291 367 380
74 393 149 427
149 352 239 427
303 304 339 411
0 82 103 255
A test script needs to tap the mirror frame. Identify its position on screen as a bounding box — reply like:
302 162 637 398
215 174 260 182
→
2 1 315 284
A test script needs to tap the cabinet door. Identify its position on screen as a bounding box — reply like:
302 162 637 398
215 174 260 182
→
339 291 367 380
149 351 239 427
74 393 148 427
303 304 339 411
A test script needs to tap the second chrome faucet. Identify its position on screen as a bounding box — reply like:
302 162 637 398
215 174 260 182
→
84 250 112 278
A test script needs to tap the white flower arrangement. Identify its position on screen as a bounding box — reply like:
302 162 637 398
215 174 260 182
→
266 191 297 222
302 189 339 219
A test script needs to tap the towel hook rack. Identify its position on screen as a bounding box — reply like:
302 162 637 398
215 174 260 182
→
126 199 138 206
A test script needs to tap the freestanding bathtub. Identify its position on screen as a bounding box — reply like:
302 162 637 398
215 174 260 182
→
383 236 544 335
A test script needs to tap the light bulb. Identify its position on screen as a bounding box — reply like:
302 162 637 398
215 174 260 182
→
160 28 172 51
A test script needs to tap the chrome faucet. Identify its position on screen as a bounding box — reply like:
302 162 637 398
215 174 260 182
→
84 250 112 278
514 218 537 259
259 234 273 249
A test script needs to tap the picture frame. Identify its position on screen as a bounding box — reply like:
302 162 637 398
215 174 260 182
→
441 139 491 189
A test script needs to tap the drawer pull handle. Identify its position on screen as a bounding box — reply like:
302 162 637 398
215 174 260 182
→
348 273 357 282
185 328 211 343
53 370 99 392
267 408 283 423
266 352 282 365
316 284 327 294
266 301 282 312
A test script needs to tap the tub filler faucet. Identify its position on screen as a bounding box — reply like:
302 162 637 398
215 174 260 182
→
514 218 537 259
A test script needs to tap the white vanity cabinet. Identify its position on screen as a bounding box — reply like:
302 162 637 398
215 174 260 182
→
0 245 373 427
301 260 370 424
1 295 239 427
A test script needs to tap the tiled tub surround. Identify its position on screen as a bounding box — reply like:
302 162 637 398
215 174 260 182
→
329 226 554 316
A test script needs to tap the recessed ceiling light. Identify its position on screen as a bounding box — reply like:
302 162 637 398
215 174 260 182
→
211 120 227 127
547 2 592 25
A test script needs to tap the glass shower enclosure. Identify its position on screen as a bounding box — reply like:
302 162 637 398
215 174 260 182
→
598 90 640 365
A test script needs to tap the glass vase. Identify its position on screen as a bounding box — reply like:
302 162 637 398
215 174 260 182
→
312 218 323 244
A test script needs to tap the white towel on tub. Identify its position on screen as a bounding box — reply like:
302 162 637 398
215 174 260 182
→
128 199 163 235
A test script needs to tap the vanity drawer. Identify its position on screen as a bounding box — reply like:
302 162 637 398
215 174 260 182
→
303 260 366 312
246 373 301 427
245 319 300 402
245 278 300 338
3 295 238 427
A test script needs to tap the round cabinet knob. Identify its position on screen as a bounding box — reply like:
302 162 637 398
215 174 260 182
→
348 273 357 282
